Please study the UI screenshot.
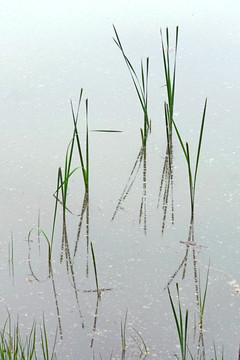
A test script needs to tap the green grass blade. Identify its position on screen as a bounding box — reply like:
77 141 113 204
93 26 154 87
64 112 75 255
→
113 25 149 132
167 287 181 343
186 142 194 213
171 118 187 160
90 242 99 296
171 26 179 116
193 98 207 192
200 262 210 326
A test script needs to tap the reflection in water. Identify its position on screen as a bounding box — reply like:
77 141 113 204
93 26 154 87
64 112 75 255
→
112 131 149 234
27 245 63 339
165 224 208 359
73 191 89 277
157 141 174 234
8 231 14 283
50 265 63 340
90 297 100 348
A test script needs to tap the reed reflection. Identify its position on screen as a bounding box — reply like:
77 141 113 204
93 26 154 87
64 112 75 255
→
112 129 150 234
165 224 209 359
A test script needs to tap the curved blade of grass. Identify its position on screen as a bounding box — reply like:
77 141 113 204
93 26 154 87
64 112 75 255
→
113 25 150 133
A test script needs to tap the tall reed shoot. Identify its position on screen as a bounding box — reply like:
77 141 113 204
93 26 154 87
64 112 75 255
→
168 284 189 360
157 27 178 233
161 27 179 132
90 242 101 298
172 99 207 229
71 90 89 193
121 309 128 356
113 25 150 144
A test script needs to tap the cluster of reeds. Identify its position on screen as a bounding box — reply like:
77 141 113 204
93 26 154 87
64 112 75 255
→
112 26 151 233
28 89 89 266
168 284 189 360
157 27 179 233
120 309 148 360
0 313 57 359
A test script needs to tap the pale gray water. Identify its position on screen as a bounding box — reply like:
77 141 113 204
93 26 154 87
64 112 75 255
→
1 1 240 359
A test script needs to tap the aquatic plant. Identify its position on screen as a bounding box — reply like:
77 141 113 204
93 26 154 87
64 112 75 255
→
168 283 189 360
90 242 101 298
0 313 57 359
28 227 53 268
161 27 179 130
172 99 207 234
113 25 150 144
40 314 58 360
71 90 89 193
158 27 179 233
212 343 224 360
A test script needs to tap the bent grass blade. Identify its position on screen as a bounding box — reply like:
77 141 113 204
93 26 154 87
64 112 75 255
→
113 25 150 143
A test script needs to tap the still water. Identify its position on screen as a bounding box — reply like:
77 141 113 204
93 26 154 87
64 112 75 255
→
1 1 240 358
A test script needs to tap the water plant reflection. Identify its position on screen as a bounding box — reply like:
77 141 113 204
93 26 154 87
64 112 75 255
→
112 132 149 234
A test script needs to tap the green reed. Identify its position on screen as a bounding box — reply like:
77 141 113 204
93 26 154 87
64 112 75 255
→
90 242 101 298
40 314 58 360
71 89 89 193
55 88 88 210
0 313 57 359
161 26 179 133
121 309 128 355
168 284 189 360
113 25 150 144
212 343 224 360
172 99 207 227
198 263 210 330
158 27 178 233
28 227 53 268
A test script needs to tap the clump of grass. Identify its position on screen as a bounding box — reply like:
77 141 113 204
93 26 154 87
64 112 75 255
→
113 25 150 144
0 312 57 359
158 27 179 233
161 27 179 130
168 284 189 360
